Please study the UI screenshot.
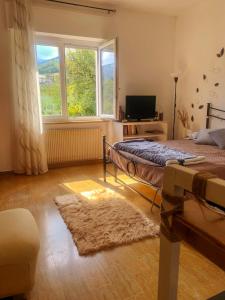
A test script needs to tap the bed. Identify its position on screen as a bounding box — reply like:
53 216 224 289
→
103 103 225 205
109 139 225 187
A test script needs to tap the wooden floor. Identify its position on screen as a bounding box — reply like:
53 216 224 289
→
0 164 225 300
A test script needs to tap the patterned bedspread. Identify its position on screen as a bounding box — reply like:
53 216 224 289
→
113 140 204 166
110 139 225 188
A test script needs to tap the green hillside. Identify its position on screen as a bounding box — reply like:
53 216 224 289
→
38 58 59 74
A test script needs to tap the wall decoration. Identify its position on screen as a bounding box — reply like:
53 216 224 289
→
216 47 224 58
177 109 190 129
178 46 224 136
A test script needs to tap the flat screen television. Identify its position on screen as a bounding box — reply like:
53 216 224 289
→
125 95 156 121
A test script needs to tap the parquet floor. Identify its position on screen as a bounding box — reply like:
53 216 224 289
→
0 164 224 300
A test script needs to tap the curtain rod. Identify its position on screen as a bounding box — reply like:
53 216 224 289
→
46 0 116 13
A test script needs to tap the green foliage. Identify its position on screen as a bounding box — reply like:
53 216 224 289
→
102 78 114 115
40 74 62 116
38 58 59 75
66 48 96 117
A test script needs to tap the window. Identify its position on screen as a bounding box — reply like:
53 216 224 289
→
100 41 116 117
36 45 62 116
35 36 116 120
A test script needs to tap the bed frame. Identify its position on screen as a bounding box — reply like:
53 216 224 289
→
103 136 161 207
206 102 225 128
103 103 225 207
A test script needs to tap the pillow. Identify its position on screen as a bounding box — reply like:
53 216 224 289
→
209 128 225 149
194 129 217 145
191 131 199 140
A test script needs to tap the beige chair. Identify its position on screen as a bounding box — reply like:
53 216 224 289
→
0 208 40 299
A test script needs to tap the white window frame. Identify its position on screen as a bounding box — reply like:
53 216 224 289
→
35 39 66 122
35 33 117 122
99 39 117 119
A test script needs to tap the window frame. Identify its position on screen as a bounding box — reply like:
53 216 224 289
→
98 39 117 119
35 34 105 122
35 40 66 121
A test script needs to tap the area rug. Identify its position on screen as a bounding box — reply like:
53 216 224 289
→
54 191 159 255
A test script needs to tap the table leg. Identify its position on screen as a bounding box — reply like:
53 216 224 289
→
158 232 180 300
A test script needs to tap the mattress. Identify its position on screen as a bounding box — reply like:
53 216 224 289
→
110 139 225 188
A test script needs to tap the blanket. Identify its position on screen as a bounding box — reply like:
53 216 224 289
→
113 140 205 167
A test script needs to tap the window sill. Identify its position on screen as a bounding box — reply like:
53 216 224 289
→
42 118 115 125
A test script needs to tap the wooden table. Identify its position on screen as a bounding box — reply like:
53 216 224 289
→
157 165 225 300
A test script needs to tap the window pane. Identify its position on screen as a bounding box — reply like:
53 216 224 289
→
65 48 96 117
100 42 115 115
36 45 62 116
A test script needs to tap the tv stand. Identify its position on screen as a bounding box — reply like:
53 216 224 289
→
127 119 154 122
111 120 168 143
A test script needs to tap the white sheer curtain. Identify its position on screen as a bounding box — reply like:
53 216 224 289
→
10 0 48 175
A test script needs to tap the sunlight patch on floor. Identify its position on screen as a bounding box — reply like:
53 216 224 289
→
100 174 162 205
63 179 103 193
81 188 126 201
62 179 126 202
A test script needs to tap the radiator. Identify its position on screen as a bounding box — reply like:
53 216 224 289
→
44 127 102 165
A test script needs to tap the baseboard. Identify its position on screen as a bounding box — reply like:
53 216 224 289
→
0 161 103 173
48 159 102 169
0 170 13 175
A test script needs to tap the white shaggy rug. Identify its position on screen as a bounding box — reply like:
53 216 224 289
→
55 192 159 255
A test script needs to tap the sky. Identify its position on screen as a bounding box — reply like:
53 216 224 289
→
36 45 59 61
102 51 114 66
36 44 115 65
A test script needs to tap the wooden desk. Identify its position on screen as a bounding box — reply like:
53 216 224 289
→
174 200 225 271
158 165 225 300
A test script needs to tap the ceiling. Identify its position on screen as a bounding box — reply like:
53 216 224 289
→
89 0 202 16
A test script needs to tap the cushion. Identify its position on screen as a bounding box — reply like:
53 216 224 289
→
191 131 199 140
0 208 40 265
195 129 217 145
0 208 40 298
209 128 225 149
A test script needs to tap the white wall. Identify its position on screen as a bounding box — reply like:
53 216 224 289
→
0 2 175 171
33 3 176 129
175 0 225 137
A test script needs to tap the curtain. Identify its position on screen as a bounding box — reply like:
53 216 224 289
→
11 0 48 175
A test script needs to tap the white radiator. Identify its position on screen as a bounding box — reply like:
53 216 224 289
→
44 127 102 165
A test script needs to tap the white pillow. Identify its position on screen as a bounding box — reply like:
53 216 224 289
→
195 129 217 145
191 131 199 140
209 128 225 149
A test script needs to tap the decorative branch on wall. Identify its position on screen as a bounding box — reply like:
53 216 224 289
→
217 47 224 58
177 109 190 129
183 47 224 131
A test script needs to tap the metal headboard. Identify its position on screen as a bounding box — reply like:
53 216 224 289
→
206 103 225 129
